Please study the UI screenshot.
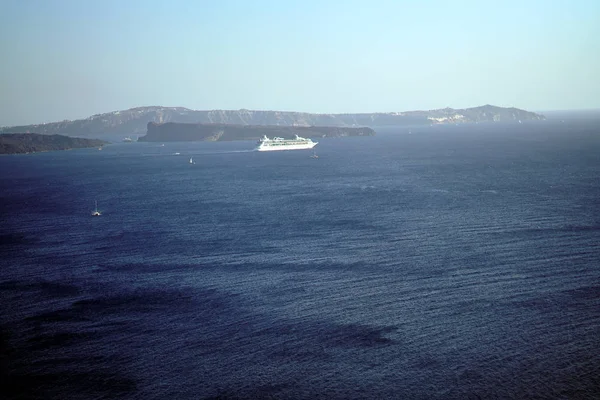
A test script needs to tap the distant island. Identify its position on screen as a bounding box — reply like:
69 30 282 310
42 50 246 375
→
139 122 375 142
0 105 546 139
0 133 106 155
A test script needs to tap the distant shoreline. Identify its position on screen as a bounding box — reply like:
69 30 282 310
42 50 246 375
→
139 122 376 142
0 133 107 155
0 104 545 139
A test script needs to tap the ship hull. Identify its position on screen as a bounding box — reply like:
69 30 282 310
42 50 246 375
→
256 142 317 151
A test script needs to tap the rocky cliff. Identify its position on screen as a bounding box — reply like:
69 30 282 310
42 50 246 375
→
0 105 545 138
0 133 107 154
139 123 375 142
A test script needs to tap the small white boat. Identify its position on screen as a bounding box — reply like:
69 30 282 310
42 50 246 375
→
189 157 195 164
92 200 101 216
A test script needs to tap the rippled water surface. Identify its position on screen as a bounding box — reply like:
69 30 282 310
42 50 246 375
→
1 120 599 399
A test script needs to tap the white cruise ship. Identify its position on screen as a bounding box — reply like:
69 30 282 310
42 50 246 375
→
255 135 318 152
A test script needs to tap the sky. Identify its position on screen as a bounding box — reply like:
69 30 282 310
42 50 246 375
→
0 0 599 126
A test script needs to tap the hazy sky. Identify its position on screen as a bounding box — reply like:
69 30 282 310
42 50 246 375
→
1 0 599 126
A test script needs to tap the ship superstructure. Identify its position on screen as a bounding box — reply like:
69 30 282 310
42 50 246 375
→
255 135 318 151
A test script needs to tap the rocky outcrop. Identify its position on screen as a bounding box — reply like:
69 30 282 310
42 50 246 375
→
0 133 106 154
0 105 545 139
139 122 376 142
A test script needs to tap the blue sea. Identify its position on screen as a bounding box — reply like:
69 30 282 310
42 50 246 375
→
1 117 599 399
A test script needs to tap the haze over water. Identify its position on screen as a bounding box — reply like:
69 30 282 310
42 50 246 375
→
1 116 599 399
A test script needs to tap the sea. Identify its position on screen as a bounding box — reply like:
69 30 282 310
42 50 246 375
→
1 116 599 399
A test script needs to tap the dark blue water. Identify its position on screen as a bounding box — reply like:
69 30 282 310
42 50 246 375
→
1 119 599 399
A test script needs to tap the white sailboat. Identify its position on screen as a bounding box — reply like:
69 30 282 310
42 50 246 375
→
92 200 101 216
189 157 195 164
